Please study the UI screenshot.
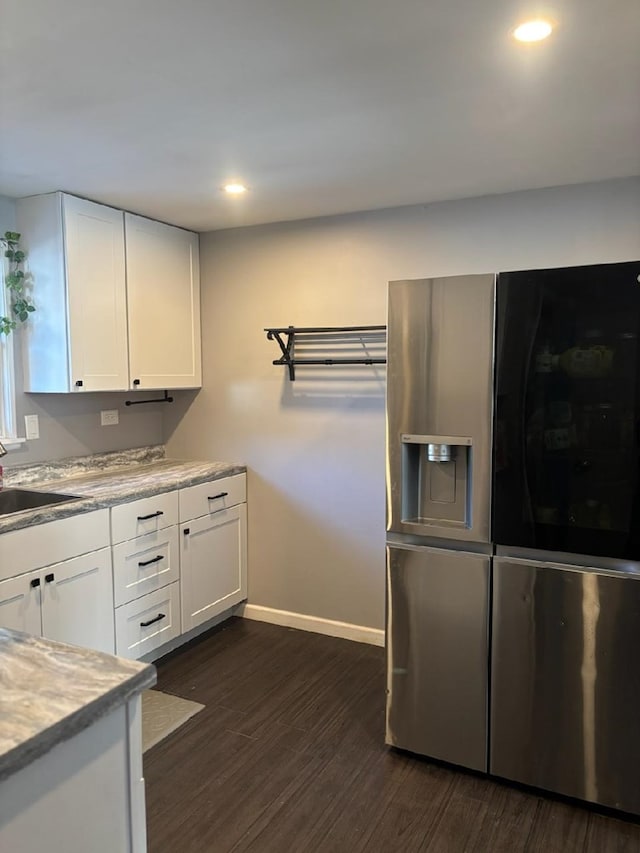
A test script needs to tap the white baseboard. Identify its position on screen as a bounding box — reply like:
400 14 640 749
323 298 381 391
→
237 603 385 647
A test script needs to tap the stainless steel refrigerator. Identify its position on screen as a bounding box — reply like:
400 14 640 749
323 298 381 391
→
386 261 640 814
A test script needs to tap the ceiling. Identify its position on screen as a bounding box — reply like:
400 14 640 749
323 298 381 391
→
1 0 639 232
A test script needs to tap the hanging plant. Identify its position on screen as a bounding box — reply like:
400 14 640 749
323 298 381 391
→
1 231 35 335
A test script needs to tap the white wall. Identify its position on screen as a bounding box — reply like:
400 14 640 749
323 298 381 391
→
167 178 639 631
0 195 165 466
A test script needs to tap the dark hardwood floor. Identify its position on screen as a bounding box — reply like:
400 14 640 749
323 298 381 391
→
144 618 640 852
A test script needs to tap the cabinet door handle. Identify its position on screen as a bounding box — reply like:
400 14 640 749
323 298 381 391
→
45 573 55 583
75 380 83 387
137 510 164 521
208 491 229 501
140 613 166 627
183 527 190 535
133 378 141 386
138 555 164 567
30 578 41 588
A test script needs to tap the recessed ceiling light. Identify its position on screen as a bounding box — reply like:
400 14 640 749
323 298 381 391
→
513 19 554 42
222 183 248 195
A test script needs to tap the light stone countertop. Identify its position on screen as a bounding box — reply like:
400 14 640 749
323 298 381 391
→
0 446 246 535
0 628 156 783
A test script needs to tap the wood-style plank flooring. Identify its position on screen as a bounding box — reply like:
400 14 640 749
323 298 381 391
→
144 618 640 852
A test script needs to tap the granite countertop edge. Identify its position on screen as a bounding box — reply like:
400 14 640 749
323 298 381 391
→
0 664 156 784
0 460 247 535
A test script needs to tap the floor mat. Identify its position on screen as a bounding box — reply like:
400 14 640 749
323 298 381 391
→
141 689 204 752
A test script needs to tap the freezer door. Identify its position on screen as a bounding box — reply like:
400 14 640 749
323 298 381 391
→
491 556 640 813
387 274 495 544
386 544 489 771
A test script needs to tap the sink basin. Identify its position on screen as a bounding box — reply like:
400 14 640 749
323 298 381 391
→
0 488 80 516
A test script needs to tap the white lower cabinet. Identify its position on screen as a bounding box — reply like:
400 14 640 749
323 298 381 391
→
112 492 182 659
0 510 115 655
0 697 146 853
115 582 180 658
0 550 114 654
180 502 247 632
0 474 247 661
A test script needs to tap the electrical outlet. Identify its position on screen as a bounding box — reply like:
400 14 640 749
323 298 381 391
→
24 414 40 440
100 409 119 426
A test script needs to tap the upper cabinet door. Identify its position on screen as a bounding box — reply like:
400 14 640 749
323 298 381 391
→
125 213 202 390
18 192 128 392
62 195 129 391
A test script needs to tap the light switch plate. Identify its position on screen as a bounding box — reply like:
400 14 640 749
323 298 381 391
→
24 414 39 440
101 409 119 426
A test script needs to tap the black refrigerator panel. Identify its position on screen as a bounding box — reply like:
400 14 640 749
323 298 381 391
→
493 261 640 560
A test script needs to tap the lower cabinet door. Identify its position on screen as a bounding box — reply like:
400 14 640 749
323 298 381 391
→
0 571 43 636
181 504 247 632
115 582 180 659
41 548 115 654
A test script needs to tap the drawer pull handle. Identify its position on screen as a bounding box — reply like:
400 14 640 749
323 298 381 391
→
208 491 229 501
138 555 165 568
45 573 55 583
30 578 41 588
137 510 164 521
140 613 166 628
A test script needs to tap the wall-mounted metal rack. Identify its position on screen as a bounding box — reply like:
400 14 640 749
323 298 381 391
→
264 325 387 381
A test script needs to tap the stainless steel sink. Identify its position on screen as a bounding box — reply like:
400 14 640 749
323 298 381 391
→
0 488 80 516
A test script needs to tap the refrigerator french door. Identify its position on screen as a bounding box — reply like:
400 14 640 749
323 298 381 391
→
493 261 640 561
385 274 495 772
492 556 640 815
492 260 640 811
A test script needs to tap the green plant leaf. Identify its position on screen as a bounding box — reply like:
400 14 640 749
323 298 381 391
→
3 233 34 334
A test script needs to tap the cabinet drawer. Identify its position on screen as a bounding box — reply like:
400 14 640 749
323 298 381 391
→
179 474 246 522
115 582 180 659
112 526 179 607
111 491 179 544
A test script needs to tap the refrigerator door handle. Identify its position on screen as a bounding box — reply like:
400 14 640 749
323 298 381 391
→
401 434 473 446
387 540 492 558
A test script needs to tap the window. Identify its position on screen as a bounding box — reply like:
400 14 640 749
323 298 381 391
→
0 260 17 441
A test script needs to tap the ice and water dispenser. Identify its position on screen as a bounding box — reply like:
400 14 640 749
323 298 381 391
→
401 434 473 528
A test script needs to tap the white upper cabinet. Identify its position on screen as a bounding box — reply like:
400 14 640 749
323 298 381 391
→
125 213 202 390
18 193 129 392
17 193 202 393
